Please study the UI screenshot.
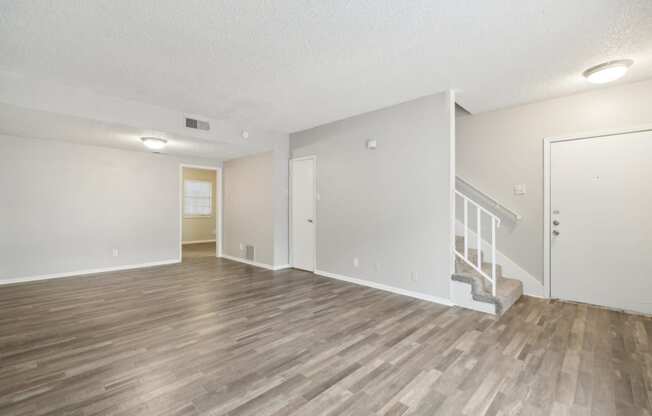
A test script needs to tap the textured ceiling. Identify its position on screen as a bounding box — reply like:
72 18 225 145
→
0 103 249 161
1 0 652 133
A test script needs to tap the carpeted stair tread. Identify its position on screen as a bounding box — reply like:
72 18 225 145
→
453 236 523 315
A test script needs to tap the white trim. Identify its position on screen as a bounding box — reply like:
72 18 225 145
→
220 254 290 271
289 155 317 272
543 125 652 299
315 269 454 307
182 239 216 245
0 259 180 285
179 164 223 260
448 91 457 284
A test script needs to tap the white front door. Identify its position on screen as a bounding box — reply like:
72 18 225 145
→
291 157 316 271
550 130 652 314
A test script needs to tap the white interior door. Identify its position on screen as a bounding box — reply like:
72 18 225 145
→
550 130 652 314
291 157 315 271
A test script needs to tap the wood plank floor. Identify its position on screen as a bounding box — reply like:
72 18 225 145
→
1 257 650 416
182 243 217 259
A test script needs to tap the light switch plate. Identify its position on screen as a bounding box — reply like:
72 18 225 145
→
513 184 527 195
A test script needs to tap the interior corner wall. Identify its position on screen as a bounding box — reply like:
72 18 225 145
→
290 92 455 301
272 141 290 267
222 152 274 265
456 78 652 283
0 134 221 282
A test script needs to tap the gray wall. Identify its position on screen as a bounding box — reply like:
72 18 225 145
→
272 141 290 266
290 92 455 300
457 78 652 283
223 152 275 265
0 134 221 281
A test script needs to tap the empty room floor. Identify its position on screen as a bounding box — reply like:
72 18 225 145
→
182 242 217 260
0 258 650 416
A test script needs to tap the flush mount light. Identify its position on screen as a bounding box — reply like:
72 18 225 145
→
583 59 633 84
241 130 249 139
141 137 167 151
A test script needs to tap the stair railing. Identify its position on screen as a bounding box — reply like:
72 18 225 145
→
454 190 500 297
456 176 521 223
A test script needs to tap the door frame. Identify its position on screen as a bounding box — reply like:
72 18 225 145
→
179 164 223 261
289 155 317 271
543 125 652 298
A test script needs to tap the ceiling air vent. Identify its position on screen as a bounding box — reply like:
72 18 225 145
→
185 117 210 131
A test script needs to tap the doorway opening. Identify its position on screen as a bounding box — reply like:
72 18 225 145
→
180 165 221 261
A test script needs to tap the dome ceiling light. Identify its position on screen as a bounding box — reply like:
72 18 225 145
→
141 137 167 151
583 59 633 84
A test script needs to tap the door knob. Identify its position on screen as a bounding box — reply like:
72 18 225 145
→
552 230 560 236
553 220 560 226
307 219 313 223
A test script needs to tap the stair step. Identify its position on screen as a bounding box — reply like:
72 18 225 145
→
452 272 522 315
453 235 522 315
455 257 503 280
455 236 484 263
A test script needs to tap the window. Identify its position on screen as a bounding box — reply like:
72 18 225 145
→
184 180 212 217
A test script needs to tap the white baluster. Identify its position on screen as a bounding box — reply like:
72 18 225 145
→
491 218 496 297
476 208 481 269
464 198 468 260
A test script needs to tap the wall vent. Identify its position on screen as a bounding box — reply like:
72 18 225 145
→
245 245 255 261
185 117 210 131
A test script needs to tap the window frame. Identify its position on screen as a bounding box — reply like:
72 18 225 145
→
183 179 213 218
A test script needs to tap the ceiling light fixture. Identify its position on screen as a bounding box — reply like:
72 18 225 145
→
241 130 249 139
583 59 633 84
141 137 167 151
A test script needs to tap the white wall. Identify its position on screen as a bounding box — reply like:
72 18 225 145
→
457 78 652 283
0 135 221 282
290 92 455 301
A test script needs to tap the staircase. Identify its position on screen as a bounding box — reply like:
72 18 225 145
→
451 190 523 316
452 236 522 315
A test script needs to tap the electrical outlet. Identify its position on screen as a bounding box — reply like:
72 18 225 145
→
112 248 119 257
239 243 244 251
411 271 418 282
353 258 359 268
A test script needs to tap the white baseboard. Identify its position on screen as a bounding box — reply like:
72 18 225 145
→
314 269 454 307
220 254 290 271
0 259 181 285
182 239 216 245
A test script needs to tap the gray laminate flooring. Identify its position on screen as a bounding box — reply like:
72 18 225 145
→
0 257 650 415
182 242 217 259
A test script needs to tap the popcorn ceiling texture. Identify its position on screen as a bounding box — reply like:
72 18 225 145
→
1 1 651 133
